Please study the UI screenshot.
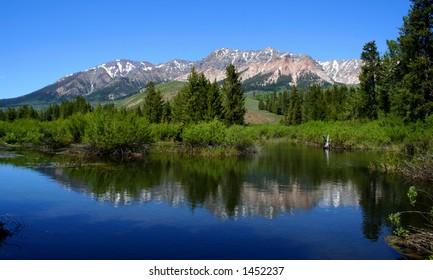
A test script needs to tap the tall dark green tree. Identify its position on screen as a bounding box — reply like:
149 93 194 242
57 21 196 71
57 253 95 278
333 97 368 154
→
359 41 381 119
282 86 303 125
142 81 164 123
303 84 323 122
171 68 221 124
161 102 172 123
17 105 39 119
378 40 400 114
5 107 17 121
204 80 222 121
396 0 433 121
222 64 246 125
0 109 5 121
192 72 211 121
258 99 265 110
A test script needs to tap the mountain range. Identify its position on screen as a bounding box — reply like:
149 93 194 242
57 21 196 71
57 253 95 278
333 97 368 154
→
0 47 362 107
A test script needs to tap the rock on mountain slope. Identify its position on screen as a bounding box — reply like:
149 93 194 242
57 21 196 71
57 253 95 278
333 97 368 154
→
0 48 362 107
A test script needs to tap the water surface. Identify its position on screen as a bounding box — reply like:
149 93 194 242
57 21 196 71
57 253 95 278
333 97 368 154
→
0 143 418 259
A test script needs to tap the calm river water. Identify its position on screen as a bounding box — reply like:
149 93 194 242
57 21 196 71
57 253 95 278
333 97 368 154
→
0 143 418 259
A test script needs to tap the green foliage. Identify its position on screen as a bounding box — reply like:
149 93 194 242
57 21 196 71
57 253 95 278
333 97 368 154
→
16 105 39 119
388 212 401 226
65 113 88 143
170 88 189 124
182 69 208 123
171 69 223 124
222 64 246 125
282 87 303 125
40 120 73 148
83 107 153 155
40 103 60 121
142 81 165 123
303 84 324 122
6 108 17 121
407 186 418 207
396 0 433 121
205 81 223 121
59 96 92 119
394 226 410 238
224 125 257 151
150 122 182 141
242 72 272 91
0 110 5 121
359 41 381 119
0 119 44 145
182 120 227 147
388 213 409 238
296 72 331 88
181 120 256 152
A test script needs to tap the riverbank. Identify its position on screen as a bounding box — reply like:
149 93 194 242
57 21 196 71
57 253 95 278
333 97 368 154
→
1 117 432 159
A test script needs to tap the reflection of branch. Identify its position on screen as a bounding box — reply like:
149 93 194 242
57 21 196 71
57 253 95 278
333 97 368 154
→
0 215 24 245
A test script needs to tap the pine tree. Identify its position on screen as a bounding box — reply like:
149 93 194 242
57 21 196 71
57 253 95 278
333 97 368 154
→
6 107 17 121
303 84 323 122
176 68 210 123
205 80 222 121
161 102 172 123
170 89 188 124
143 81 164 123
378 40 400 114
282 87 303 125
258 99 265 110
222 64 246 125
359 41 381 119
397 0 433 121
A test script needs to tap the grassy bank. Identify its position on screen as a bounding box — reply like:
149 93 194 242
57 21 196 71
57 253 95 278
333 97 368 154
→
250 117 433 151
1 114 432 160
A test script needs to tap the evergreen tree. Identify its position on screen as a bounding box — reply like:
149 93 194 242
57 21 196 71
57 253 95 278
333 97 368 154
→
303 84 323 122
205 80 222 121
397 0 433 121
142 81 164 123
6 107 17 121
173 68 211 123
258 99 265 110
270 91 279 114
161 102 172 123
17 105 39 119
72 96 92 115
222 64 246 125
359 41 381 119
170 88 189 124
193 72 210 121
41 103 60 121
378 40 400 114
282 87 303 125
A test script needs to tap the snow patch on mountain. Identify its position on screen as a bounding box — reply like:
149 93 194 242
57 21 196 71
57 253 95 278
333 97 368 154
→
17 47 362 105
317 59 362 84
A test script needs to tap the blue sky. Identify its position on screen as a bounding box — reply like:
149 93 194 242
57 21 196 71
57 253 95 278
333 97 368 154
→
1 0 411 99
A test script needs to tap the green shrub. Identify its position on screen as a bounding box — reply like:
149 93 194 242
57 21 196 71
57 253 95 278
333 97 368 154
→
83 110 153 154
224 125 257 151
0 119 43 145
182 120 227 147
65 113 89 143
40 120 73 148
151 123 182 141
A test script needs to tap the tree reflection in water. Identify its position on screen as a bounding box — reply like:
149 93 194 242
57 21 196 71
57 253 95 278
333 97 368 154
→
0 143 427 242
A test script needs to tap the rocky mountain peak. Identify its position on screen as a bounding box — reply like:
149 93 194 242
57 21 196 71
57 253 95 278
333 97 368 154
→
0 47 363 107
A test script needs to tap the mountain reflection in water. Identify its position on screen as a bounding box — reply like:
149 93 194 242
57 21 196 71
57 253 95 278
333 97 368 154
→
0 143 422 259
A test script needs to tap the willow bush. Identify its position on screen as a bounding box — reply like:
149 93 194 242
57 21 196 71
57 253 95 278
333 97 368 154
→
83 109 153 155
